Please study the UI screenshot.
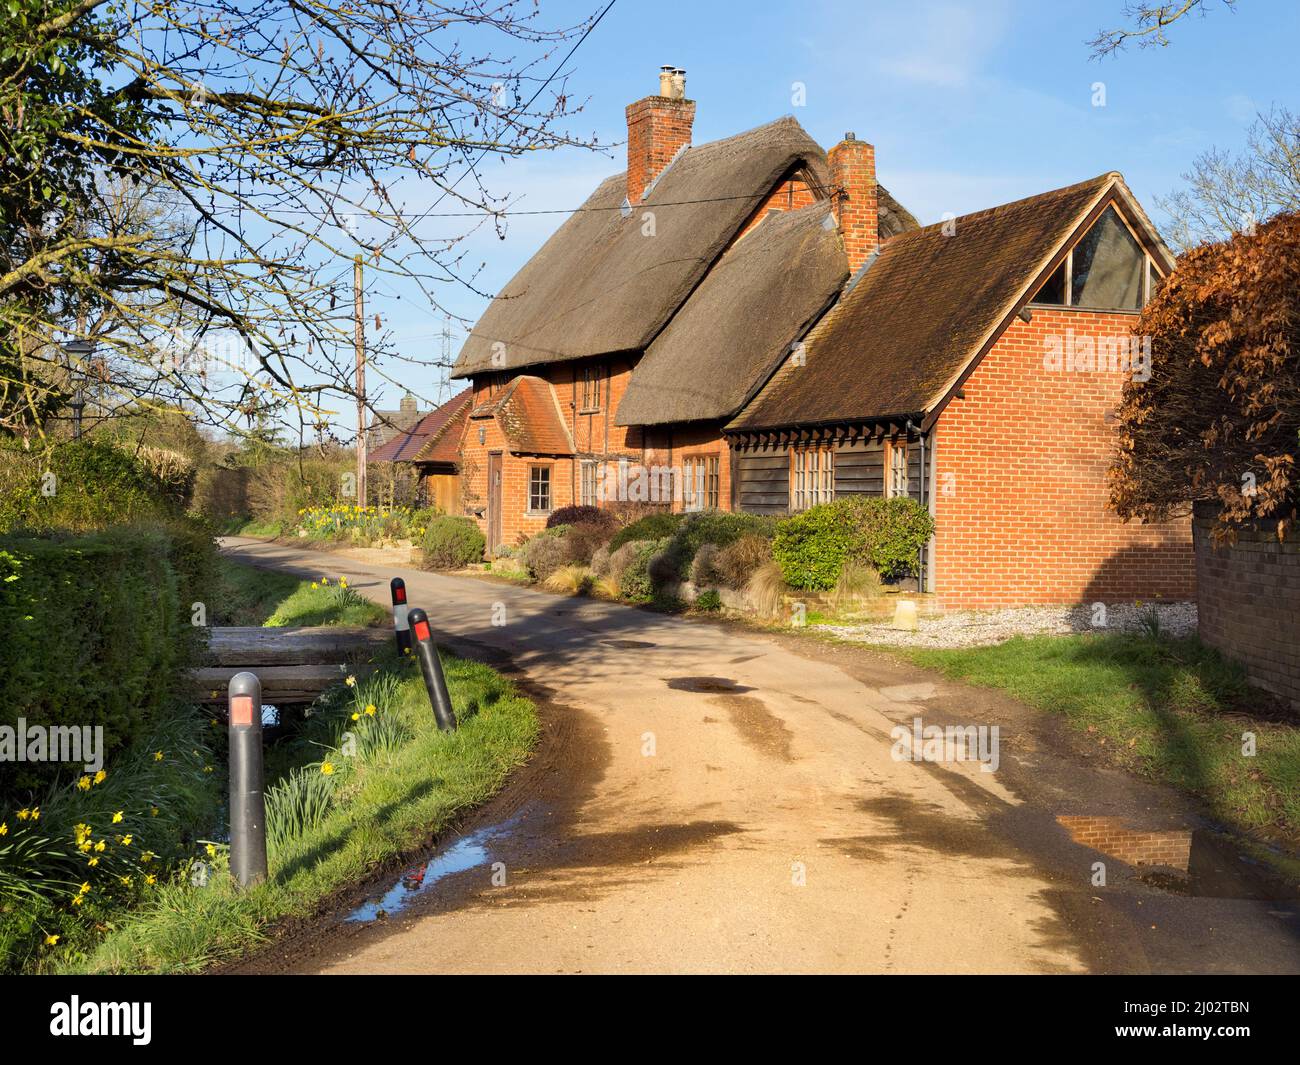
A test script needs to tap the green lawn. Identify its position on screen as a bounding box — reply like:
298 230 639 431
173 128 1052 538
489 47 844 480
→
904 633 1300 845
17 561 537 974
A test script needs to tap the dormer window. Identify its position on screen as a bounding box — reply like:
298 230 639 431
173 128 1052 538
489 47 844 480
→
1032 205 1157 311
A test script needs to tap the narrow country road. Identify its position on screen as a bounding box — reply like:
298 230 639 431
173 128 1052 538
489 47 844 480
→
219 537 1300 975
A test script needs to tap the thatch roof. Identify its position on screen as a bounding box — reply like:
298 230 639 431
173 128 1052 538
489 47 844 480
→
451 116 832 378
368 389 470 464
469 375 574 455
615 204 848 426
730 173 1157 432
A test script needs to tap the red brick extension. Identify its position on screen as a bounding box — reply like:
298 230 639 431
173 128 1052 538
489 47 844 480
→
931 306 1193 608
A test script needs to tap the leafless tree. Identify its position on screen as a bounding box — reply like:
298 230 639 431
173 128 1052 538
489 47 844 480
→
1088 0 1237 59
1156 107 1300 251
1 0 604 446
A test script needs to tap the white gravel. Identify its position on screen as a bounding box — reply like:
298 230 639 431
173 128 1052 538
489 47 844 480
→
817 600 1198 649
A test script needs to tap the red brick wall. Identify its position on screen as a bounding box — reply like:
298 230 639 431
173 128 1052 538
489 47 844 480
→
731 173 821 244
1194 506 1300 709
931 306 1194 607
625 96 695 206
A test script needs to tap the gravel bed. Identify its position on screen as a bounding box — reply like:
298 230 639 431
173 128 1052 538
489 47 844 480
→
817 601 1198 649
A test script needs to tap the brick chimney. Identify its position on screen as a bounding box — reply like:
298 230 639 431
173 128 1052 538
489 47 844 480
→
827 133 878 274
625 66 695 206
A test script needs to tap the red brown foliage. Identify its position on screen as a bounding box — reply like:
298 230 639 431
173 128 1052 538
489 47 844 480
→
1109 212 1300 540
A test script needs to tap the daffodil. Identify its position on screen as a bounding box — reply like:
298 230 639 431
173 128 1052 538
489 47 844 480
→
30 807 39 821
345 675 357 687
17 808 30 821
150 807 159 817
94 840 106 853
45 934 59 946
0 823 7 836
111 811 123 824
77 775 92 791
154 750 164 762
120 834 133 847
87 857 99 867
351 712 360 721
320 761 335 776
70 895 84 908
145 874 157 886
205 843 217 858
93 770 106 785
364 704 377 717
79 882 90 895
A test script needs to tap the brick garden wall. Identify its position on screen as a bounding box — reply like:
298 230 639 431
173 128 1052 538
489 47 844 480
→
931 306 1195 608
1193 503 1300 710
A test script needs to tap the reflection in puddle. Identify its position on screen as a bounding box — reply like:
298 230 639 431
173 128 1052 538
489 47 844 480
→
1057 815 1299 900
346 813 523 923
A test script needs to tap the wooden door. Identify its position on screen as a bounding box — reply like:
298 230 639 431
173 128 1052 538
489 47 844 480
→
487 451 503 553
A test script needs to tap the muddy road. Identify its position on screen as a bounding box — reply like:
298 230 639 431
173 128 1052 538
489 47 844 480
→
218 537 1300 975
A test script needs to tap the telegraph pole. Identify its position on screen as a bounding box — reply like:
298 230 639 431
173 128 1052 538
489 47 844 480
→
353 254 367 506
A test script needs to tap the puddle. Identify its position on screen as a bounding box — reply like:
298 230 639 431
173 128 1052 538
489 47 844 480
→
666 676 755 694
609 639 655 649
1057 815 1299 900
346 813 523 922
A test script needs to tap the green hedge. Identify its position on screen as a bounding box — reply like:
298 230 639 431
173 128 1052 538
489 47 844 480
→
621 538 670 601
0 523 215 800
773 497 935 590
608 512 684 552
657 510 777 581
0 440 184 534
420 515 485 570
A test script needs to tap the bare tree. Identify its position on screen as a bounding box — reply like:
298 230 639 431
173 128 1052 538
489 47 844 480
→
0 0 604 445
1157 107 1300 251
1089 0 1236 59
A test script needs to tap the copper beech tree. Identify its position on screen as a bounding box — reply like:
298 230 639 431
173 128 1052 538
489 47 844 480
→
1109 211 1300 540
0 0 601 442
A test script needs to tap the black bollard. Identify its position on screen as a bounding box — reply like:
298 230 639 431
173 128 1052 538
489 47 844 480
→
390 577 411 656
407 607 457 731
227 671 269 887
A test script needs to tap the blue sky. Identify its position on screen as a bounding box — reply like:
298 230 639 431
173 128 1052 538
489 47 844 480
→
359 0 1298 423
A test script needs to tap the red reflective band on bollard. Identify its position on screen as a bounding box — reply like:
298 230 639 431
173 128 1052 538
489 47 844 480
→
394 585 406 604
230 694 254 726
413 619 431 642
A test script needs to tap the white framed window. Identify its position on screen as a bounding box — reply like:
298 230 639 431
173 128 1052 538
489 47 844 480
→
791 446 833 511
887 440 909 498
528 465 552 513
580 460 601 506
580 365 601 411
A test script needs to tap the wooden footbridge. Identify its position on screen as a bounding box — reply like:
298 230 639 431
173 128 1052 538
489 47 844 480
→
193 626 391 705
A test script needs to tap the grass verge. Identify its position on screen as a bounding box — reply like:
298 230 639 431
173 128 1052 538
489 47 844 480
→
66 653 536 974
902 632 1300 845
14 561 536 974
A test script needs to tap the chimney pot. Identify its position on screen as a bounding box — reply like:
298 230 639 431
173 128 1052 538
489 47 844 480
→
845 131 856 140
625 75 696 204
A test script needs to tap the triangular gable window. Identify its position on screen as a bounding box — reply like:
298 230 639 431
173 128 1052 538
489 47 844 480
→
1031 204 1157 311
